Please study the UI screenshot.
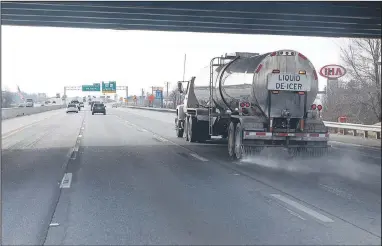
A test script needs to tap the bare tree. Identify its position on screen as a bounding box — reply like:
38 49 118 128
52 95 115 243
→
340 38 381 123
1 90 14 108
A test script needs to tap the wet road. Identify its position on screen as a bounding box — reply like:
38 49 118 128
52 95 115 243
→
2 106 381 245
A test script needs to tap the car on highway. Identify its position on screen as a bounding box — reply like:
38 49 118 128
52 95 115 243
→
90 101 101 110
66 103 79 113
70 100 81 111
79 102 84 108
92 103 106 115
112 103 118 108
52 101 56 104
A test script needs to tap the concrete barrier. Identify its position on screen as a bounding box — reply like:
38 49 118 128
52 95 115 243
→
2 105 65 120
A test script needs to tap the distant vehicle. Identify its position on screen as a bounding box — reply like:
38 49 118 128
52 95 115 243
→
112 103 118 108
90 101 101 110
92 103 106 115
18 103 25 107
52 101 56 104
79 102 84 108
66 103 79 113
45 100 51 104
25 99 34 107
70 100 81 110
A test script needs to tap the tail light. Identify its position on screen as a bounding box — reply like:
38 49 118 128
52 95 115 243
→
317 105 323 111
272 90 279 94
255 64 263 73
272 69 280 73
299 70 306 74
298 91 305 95
240 102 251 108
311 104 317 110
270 52 277 56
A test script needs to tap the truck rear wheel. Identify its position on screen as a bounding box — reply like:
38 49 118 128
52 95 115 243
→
234 122 245 160
188 116 198 142
176 119 184 138
228 122 237 159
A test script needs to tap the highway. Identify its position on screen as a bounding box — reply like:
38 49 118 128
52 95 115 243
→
2 106 381 245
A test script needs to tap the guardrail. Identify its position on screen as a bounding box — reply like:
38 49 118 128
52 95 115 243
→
2 105 66 120
122 106 381 139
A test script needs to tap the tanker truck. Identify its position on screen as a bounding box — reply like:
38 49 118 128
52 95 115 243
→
175 51 329 159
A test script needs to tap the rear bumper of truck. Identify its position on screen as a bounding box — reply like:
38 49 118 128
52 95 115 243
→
243 131 329 148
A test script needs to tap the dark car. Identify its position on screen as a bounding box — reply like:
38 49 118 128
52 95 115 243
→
92 103 106 115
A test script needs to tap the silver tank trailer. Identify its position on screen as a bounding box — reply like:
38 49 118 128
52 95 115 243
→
193 50 318 118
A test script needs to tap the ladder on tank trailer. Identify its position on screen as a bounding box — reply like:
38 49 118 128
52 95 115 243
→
208 55 237 135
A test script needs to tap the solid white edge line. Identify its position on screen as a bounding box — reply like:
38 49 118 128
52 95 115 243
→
60 173 73 188
190 153 209 162
270 194 334 223
329 141 381 151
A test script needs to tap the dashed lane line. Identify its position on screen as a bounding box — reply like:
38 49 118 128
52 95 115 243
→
190 153 209 162
270 194 334 223
59 173 73 189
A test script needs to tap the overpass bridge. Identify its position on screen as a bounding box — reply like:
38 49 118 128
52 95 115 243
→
1 1 381 38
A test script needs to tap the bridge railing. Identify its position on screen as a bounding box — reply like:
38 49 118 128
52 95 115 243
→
121 105 381 139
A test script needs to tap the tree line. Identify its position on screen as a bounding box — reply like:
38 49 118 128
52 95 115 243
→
1 89 41 108
322 38 381 124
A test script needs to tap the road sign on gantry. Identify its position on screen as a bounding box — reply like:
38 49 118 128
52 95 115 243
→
102 81 116 93
82 83 101 92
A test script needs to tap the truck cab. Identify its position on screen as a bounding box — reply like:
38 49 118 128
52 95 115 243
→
25 99 34 107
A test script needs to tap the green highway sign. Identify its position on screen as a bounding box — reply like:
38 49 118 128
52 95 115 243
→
102 81 116 93
82 83 101 92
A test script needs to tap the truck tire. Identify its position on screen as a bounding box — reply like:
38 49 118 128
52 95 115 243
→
234 122 245 160
175 119 184 138
228 122 237 159
188 116 198 142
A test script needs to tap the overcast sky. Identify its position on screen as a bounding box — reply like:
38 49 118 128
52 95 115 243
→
2 26 346 98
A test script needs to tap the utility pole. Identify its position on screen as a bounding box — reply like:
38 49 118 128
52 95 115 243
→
165 81 170 98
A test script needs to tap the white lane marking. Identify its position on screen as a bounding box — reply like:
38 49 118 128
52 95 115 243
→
330 141 381 151
78 135 82 138
60 173 73 188
49 223 60 227
233 173 240 176
70 151 77 160
81 127 85 130
153 135 168 142
74 145 79 152
319 184 361 203
270 194 334 223
190 153 209 162
273 201 306 221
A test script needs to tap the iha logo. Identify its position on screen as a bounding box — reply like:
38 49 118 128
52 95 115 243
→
319 64 346 79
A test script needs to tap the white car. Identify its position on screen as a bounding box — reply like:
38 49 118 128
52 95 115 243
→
66 104 79 113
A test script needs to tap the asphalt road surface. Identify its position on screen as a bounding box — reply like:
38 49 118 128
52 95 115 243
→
2 106 381 245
